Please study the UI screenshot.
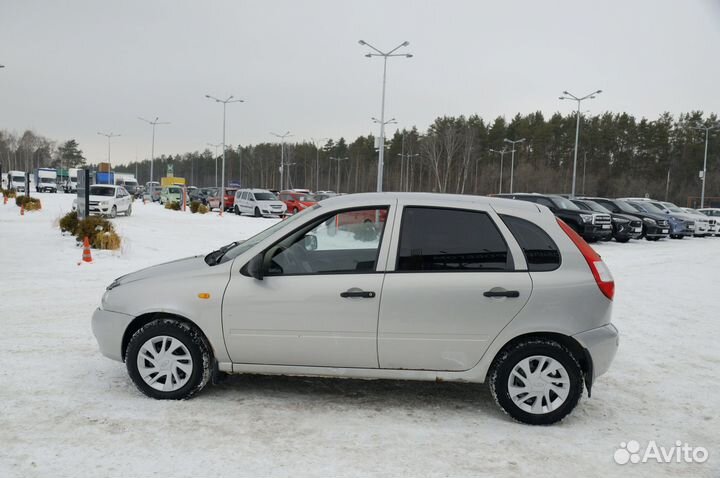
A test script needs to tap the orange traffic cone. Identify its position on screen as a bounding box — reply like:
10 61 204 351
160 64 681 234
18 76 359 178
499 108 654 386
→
82 236 93 263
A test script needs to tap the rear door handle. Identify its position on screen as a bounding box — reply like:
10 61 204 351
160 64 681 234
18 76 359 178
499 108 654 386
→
483 289 520 298
340 290 376 299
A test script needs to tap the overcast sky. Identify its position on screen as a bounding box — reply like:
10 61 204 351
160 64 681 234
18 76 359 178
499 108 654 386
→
1 0 719 165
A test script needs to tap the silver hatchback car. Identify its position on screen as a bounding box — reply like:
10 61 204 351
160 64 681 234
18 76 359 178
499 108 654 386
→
92 193 619 425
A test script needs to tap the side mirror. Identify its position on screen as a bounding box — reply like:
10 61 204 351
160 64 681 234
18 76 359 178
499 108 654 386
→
304 234 318 251
244 253 264 280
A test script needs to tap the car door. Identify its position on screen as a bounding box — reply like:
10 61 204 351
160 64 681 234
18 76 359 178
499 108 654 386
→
377 202 532 371
222 204 394 368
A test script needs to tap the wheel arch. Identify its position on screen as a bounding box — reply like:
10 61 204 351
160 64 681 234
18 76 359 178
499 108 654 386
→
121 312 215 362
489 331 593 396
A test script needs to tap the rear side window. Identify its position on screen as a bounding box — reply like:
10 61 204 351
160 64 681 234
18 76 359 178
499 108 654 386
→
500 215 561 272
396 207 511 272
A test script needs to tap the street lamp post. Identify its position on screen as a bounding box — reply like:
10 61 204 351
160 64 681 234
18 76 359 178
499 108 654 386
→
311 137 329 192
503 138 525 194
205 95 244 216
138 117 170 188
559 89 602 197
97 132 121 165
330 156 348 193
693 123 719 208
271 131 293 191
207 142 222 188
489 148 508 194
358 39 412 192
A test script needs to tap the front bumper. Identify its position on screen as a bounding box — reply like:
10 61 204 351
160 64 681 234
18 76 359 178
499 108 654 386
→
91 307 135 362
573 323 619 380
580 224 613 240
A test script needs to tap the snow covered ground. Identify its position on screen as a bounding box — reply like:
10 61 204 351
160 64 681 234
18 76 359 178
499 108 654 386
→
1 192 718 478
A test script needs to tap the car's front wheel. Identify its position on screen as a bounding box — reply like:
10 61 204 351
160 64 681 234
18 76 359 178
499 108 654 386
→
126 204 132 216
489 339 583 425
125 319 212 400
110 206 117 218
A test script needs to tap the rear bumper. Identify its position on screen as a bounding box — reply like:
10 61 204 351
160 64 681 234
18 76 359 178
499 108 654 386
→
573 323 619 380
91 307 134 362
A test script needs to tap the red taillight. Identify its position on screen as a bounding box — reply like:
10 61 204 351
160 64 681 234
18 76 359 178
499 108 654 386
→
556 218 615 300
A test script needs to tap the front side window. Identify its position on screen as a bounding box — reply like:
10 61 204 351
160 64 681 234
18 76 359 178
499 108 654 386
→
396 207 511 272
266 207 388 276
500 215 561 272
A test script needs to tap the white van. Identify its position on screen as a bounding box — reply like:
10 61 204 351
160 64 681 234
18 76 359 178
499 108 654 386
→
8 170 26 192
233 188 286 217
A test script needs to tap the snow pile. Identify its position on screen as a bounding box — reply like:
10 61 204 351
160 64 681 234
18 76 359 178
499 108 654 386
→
0 193 718 478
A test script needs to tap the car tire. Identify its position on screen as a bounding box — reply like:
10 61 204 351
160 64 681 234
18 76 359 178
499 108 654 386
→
293 207 299 214
254 207 261 218
615 237 630 243
110 206 117 218
234 205 240 215
488 339 583 425
125 318 212 400
126 205 132 216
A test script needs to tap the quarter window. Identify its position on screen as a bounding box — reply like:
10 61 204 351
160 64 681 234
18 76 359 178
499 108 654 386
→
500 215 561 272
396 207 511 272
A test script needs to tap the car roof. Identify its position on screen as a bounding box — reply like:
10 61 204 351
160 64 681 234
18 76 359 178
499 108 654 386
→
317 192 542 213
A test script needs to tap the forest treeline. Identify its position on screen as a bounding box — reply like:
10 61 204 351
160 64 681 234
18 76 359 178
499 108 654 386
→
1 110 717 205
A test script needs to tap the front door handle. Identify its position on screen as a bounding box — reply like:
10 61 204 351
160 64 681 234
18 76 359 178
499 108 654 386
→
340 290 376 299
483 289 520 298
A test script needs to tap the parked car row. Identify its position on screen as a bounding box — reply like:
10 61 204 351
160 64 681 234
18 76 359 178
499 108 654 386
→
496 193 719 243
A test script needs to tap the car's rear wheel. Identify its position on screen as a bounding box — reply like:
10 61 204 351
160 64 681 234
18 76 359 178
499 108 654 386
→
489 339 583 425
126 319 212 400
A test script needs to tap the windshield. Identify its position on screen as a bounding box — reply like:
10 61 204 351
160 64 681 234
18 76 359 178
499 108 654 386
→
614 200 639 214
299 195 316 202
630 201 664 214
551 196 580 210
214 209 314 265
168 187 181 194
90 186 115 196
40 177 54 183
662 203 684 213
125 180 138 186
254 192 277 201
225 189 237 196
12 176 24 182
584 201 611 214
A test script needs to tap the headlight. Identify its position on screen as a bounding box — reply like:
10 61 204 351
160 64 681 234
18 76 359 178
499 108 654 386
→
580 214 593 223
643 218 657 225
101 201 110 206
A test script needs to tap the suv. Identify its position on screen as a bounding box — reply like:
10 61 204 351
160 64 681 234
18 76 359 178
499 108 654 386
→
645 200 706 237
571 199 642 243
92 193 618 425
697 208 720 236
496 193 612 242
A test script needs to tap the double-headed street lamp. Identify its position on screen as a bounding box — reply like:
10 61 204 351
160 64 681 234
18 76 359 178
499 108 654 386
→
271 131 293 191
138 116 170 185
311 137 329 192
559 89 602 197
330 156 348 193
205 95 244 216
503 138 525 194
97 132 121 165
207 142 222 188
693 123 720 208
359 39 412 192
489 148 508 194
